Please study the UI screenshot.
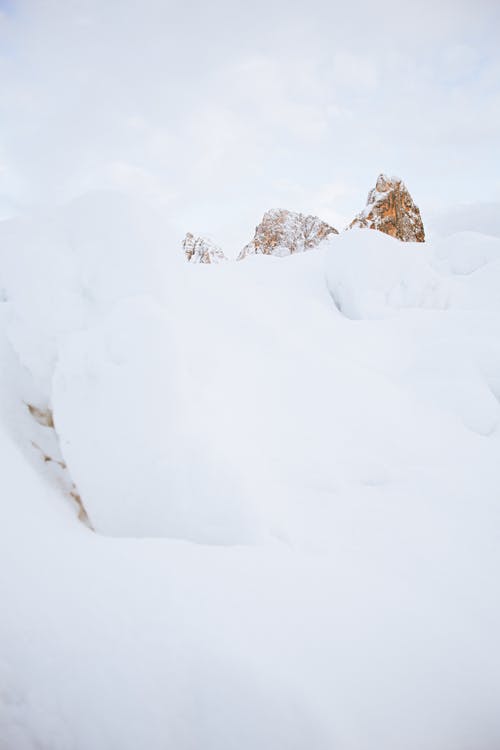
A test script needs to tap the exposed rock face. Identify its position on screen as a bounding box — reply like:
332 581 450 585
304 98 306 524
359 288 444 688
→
348 174 425 242
238 209 338 260
183 233 227 264
26 402 91 528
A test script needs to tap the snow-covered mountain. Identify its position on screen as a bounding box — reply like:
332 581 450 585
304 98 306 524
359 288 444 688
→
237 208 338 259
182 232 228 263
1 192 500 750
183 177 424 264
348 173 425 242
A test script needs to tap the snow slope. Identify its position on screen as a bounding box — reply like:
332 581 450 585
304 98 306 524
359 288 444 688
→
1 194 500 749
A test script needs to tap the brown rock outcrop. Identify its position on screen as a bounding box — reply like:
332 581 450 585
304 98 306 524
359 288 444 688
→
238 209 338 260
348 174 425 242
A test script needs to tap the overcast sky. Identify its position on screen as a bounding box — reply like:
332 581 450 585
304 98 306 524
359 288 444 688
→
0 0 499 252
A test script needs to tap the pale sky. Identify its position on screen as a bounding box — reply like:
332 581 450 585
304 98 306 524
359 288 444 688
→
0 0 499 253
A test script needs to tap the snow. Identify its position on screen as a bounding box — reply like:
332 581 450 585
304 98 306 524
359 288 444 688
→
326 229 449 318
1 193 500 749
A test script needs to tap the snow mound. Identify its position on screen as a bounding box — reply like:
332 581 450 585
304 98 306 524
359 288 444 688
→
431 231 500 276
326 229 448 319
52 296 261 543
0 191 177 393
1 196 500 749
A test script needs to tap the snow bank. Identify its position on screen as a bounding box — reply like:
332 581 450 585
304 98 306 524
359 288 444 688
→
325 228 500 435
432 230 500 276
0 191 177 393
326 228 449 319
1 199 500 749
52 296 261 542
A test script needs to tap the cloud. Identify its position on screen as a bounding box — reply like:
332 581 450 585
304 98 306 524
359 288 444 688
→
331 53 379 93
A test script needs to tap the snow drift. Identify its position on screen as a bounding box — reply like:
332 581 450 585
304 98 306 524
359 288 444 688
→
1 193 500 749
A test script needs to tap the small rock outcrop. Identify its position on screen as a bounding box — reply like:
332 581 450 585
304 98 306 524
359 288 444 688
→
26 402 92 529
238 209 338 260
348 174 425 242
183 233 227 264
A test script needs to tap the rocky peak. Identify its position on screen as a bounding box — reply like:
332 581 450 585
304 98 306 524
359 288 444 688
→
238 209 338 260
348 174 425 242
183 233 227 264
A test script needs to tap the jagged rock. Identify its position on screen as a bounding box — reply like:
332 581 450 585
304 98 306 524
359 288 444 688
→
348 174 425 242
238 209 338 260
183 233 227 264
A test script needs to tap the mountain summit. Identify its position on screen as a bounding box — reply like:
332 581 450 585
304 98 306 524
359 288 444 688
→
348 174 425 242
183 176 424 263
183 232 227 263
237 208 338 260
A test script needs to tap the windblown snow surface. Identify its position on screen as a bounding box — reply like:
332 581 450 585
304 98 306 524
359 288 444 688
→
1 192 500 749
